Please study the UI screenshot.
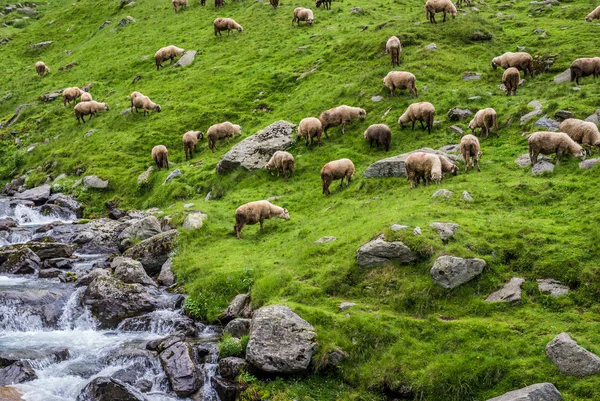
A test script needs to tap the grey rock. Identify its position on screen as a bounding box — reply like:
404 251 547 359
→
432 189 453 198
76 377 146 401
47 193 83 217
356 236 417 268
430 222 459 241
463 191 473 201
221 294 251 322
350 7 364 13
157 258 175 286
413 226 421 236
182 211 207 230
487 383 562 401
17 7 38 15
119 313 196 337
363 148 456 178
211 376 246 401
38 268 65 279
515 153 551 167
26 242 73 260
339 302 356 311
390 224 409 232
173 50 197 67
159 342 202 396
246 305 317 373
0 361 37 385
14 184 51 205
162 169 181 185
121 107 134 115
42 257 73 270
534 116 560 131
546 332 600 377
468 96 482 100
75 268 110 287
516 46 526 51
371 95 383 102
183 203 194 209
219 357 248 380
520 109 543 125
430 255 486 289
447 108 472 121
537 279 569 297
553 68 571 84
137 166 154 186
0 247 40 274
99 21 111 29
555 110 574 120
585 109 600 125
112 257 156 287
579 159 600 170
223 318 251 338
119 216 162 251
123 230 179 275
0 347 69 368
532 160 554 175
450 125 464 135
83 175 109 189
528 100 542 110
314 236 337 244
425 43 437 50
2 177 25 196
485 277 525 303
462 72 482 81
439 144 461 153
73 231 95 244
532 28 545 34
30 40 53 48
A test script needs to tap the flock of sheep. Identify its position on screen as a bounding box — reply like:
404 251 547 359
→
30 1 600 239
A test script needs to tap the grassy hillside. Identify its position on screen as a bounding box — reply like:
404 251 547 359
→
3 0 600 399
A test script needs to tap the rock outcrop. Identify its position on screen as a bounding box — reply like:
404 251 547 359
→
430 256 486 289
356 236 417 268
546 332 600 377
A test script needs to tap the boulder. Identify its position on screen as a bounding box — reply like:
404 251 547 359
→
76 377 146 401
223 318 251 338
123 230 179 275
157 258 175 286
159 341 202 396
0 348 69 367
221 293 252 322
137 166 154 186
555 110 574 121
112 257 156 287
0 247 40 274
579 158 600 170
534 116 560 131
162 169 182 185
118 216 162 251
485 277 524 303
356 236 417 268
0 362 37 385
487 383 562 401
0 284 73 328
47 193 83 217
182 211 207 230
211 376 247 401
75 268 110 287
363 148 456 178
553 68 571 84
39 204 75 220
219 357 248 380
0 218 17 231
520 109 543 125
546 332 600 377
174 50 197 67
13 184 51 205
430 256 486 289
585 109 600 125
430 222 459 241
537 279 569 297
120 313 196 337
38 268 65 279
83 175 109 189
2 177 25 196
26 242 73 260
532 160 554 175
432 189 453 198
216 120 295 174
246 305 317 373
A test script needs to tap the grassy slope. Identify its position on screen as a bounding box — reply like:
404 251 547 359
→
3 0 600 399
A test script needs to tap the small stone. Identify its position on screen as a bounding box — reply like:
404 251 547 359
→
314 236 337 244
84 130 95 137
205 192 213 201
430 222 459 241
183 203 194 209
463 191 473 201
537 279 569 297
579 159 600 170
554 68 571 84
30 41 53 48
462 72 482 81
83 175 109 189
447 108 472 121
425 43 437 50
515 153 551 167
533 28 545 34
120 107 134 115
528 100 542 109
532 160 554 175
572 87 581 91
413 227 421 236
432 189 453 199
137 166 154 186
99 21 111 29
390 224 409 232
450 125 464 135
468 96 481 100
485 277 524 303
584 109 600 125
371 96 383 102
174 50 197 68
350 7 364 14
516 46 526 51
534 116 560 131
182 211 207 230
487 383 562 401
339 302 356 312
555 110 574 120
438 144 461 153
431 256 486 289
471 6 479 11
163 169 182 185
520 109 543 125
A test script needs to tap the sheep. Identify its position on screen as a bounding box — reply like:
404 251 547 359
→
318 105 366 135
297 117 324 147
73 100 109 123
438 154 459 176
363 124 391 151
468 108 498 138
131 93 162 116
491 52 535 77
207 121 242 152
154 45 185 70
315 0 331 10
152 145 169 170
265 151 295 181
214 18 243 36
172 0 187 11
292 8 314 26
398 102 435 135
460 134 482 173
385 37 402 67
270 0 279 9
183 130 205 160
383 71 417 97
404 152 442 188
63 87 82 107
234 200 290 239
528 131 586 165
570 57 600 85
320 158 355 195
586 6 600 22
80 92 93 102
425 0 457 24
558 118 600 155
214 0 223 8
35 61 50 77
502 67 520 96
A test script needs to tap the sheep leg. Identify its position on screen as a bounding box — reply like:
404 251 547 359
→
555 150 562 164
341 122 346 135
464 155 469 173
443 11 447 22
259 219 264 230
475 158 480 172
420 121 425 130
411 121 415 131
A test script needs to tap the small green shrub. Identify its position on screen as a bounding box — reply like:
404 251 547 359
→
218 334 243 358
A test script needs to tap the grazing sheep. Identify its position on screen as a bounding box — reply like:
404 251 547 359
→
398 102 435 135
265 151 295 181
270 0 279 9
363 124 391 151
35 61 50 77
385 37 402 67
439 154 459 176
558 118 600 155
131 93 162 116
405 152 442 188
321 158 355 195
80 92 93 102
468 108 498 138
63 87 82 107
183 130 205 160
425 0 457 23
154 45 185 70
207 121 242 152
234 200 290 239
315 0 331 9
73 100 109 123
297 117 324 146
528 131 586 165
214 18 243 36
491 52 535 77
502 67 520 96
172 0 187 11
292 7 314 26
383 71 417 97
152 145 169 170
214 0 223 8
319 105 366 135
586 6 600 22
570 57 600 85
460 134 482 173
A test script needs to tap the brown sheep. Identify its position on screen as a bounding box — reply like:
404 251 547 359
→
586 6 600 22
131 93 162 116
172 0 187 11
265 151 295 181
398 102 435 134
383 71 417 97
154 45 185 70
570 58 600 85
439 154 459 176
297 117 324 146
319 105 366 135
460 134 482 173
385 37 402 67
183 130 205 160
73 101 109 123
214 18 243 36
35 61 50 77
558 118 600 155
292 8 314 26
502 67 520 96
491 52 535 77
468 108 498 138
315 0 331 9
207 121 242 152
80 92 93 102
321 158 355 195
214 0 223 8
270 0 279 8
63 87 82 107
152 145 169 170
404 152 442 188
363 124 391 151
234 200 290 239
528 131 586 165
425 0 457 24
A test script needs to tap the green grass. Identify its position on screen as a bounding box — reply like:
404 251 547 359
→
3 0 600 399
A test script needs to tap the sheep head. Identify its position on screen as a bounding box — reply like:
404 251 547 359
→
154 104 162 112
233 124 242 135
449 165 459 176
358 109 366 120
431 172 442 184
576 149 586 161
315 0 322 7
279 208 290 220
477 151 483 159
491 58 498 69
586 14 593 22
398 113 409 127
196 131 204 140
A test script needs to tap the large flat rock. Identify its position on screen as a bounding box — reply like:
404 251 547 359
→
487 383 562 401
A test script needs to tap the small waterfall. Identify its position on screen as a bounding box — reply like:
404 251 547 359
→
201 346 220 401
58 287 97 331
13 203 75 226
0 298 44 332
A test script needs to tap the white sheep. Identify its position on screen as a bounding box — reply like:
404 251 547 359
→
214 18 243 36
265 151 295 181
586 6 600 22
460 134 482 173
385 37 401 67
468 108 498 138
131 92 161 116
570 57 600 85
398 102 435 134
172 0 187 12
183 130 204 159
321 158 355 195
318 105 366 135
425 0 457 24
63 87 82 107
292 8 314 26
152 145 169 170
207 121 242 152
363 124 391 151
502 67 520 96
234 200 290 239
558 118 600 155
154 45 185 70
383 71 417 97
528 131 586 165
297 117 324 146
491 52 535 77
80 92 93 102
74 100 109 123
404 152 442 187
35 61 50 77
